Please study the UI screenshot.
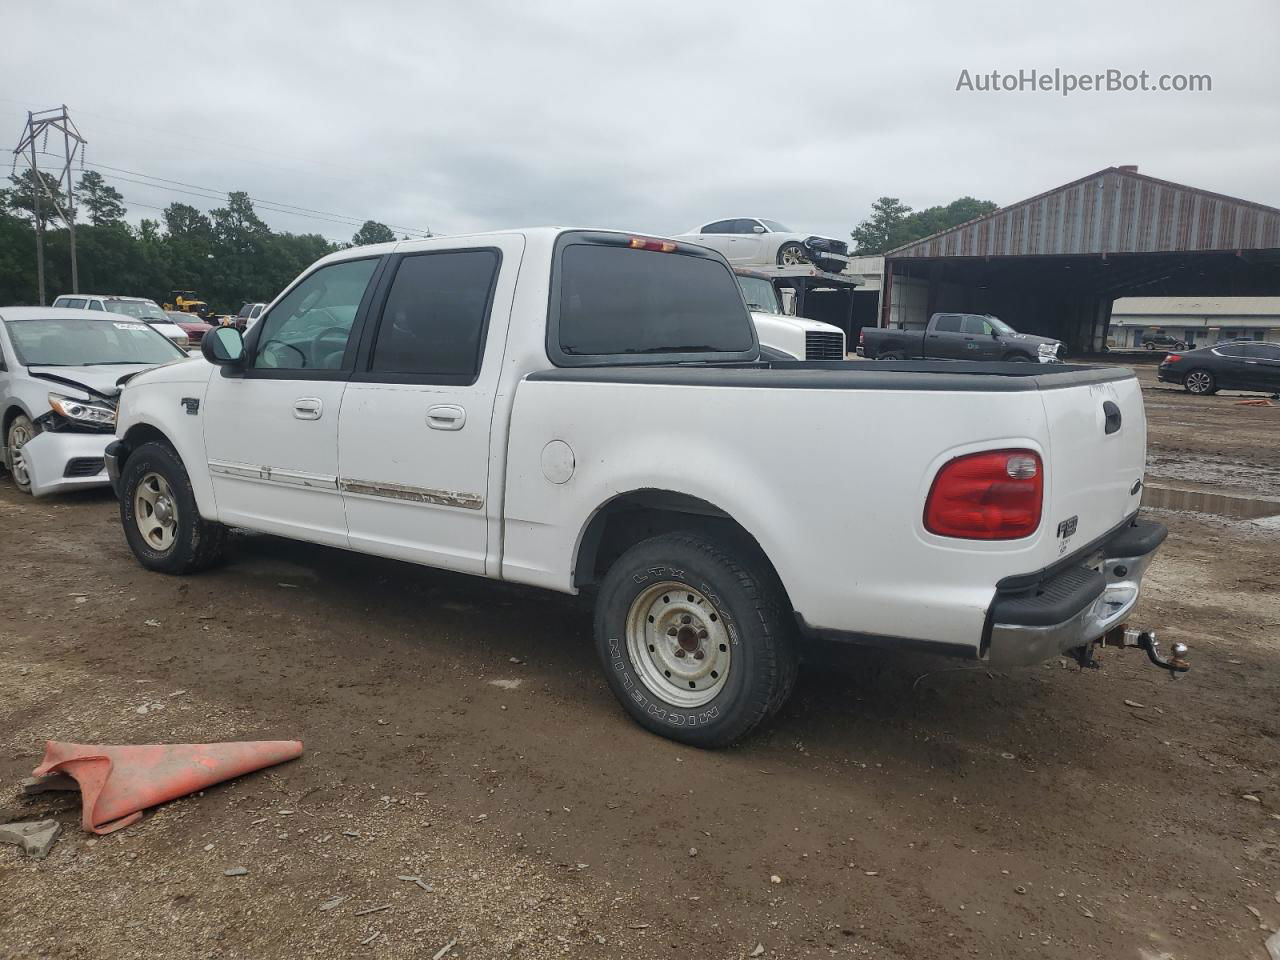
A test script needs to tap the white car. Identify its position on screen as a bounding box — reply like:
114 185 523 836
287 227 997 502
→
0 307 189 495
51 295 191 349
107 227 1169 747
736 270 846 360
677 218 850 273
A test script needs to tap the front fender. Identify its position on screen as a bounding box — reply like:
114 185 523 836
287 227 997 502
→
115 381 217 520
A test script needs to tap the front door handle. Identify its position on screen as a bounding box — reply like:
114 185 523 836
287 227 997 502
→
426 404 466 431
293 398 323 420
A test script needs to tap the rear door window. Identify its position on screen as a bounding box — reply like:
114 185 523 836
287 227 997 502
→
365 249 500 383
553 240 754 363
934 315 962 333
700 221 734 234
62 297 87 310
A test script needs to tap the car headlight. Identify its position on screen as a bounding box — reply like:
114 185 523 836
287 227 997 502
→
48 393 117 427
1037 342 1060 357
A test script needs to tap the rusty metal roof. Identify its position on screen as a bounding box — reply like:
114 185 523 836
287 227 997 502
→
886 167 1280 259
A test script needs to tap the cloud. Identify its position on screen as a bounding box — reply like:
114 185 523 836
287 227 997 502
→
2 0 1277 243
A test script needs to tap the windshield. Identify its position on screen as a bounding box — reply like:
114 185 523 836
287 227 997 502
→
5 318 184 366
987 315 1016 335
738 276 782 314
104 300 170 323
760 220 791 233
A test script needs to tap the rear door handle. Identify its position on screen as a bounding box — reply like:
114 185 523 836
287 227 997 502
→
293 398 323 420
426 404 466 431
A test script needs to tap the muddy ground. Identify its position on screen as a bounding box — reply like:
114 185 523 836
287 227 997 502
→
1 368 1277 960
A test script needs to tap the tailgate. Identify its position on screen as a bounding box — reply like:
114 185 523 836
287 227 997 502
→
1038 373 1147 560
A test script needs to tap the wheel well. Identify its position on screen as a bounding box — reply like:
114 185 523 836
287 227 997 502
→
122 423 176 460
2 404 26 438
574 490 787 598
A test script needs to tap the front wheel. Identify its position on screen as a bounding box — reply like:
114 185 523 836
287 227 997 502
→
776 242 808 267
120 441 228 574
1002 353 1032 362
5 414 38 494
594 532 798 747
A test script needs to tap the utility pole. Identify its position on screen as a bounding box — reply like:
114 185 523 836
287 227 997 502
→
12 105 86 304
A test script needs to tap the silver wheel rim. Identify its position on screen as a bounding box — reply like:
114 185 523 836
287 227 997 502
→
134 472 179 551
1187 371 1211 393
625 581 732 708
9 423 32 488
779 245 807 267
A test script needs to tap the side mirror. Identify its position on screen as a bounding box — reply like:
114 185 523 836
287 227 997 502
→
752 224 765 233
202 325 245 366
991 330 1001 339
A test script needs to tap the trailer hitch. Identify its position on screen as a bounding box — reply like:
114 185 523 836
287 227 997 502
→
1098 626 1190 676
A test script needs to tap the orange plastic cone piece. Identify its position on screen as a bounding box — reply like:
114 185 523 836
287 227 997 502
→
33 740 304 834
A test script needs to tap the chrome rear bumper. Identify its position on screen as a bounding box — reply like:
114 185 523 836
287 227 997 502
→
987 520 1167 667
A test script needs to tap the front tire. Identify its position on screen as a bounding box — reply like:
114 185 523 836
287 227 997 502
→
1183 368 1216 395
776 242 808 267
594 532 798 748
5 414 38 494
120 441 227 574
1002 353 1032 362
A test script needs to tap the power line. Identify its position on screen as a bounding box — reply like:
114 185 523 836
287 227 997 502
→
24 149 432 238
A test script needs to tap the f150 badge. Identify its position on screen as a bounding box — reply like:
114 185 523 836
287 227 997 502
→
1056 514 1078 553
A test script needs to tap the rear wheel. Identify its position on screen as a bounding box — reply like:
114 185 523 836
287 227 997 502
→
1183 368 1216 395
1144 342 1156 350
594 532 798 748
776 242 808 267
878 350 905 360
120 441 228 574
5 415 37 494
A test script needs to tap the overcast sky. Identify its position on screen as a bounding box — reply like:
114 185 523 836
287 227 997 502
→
3 0 1278 244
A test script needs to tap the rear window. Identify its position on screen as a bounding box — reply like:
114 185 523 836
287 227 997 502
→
554 242 754 361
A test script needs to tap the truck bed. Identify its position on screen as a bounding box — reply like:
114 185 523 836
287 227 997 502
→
506 360 1146 655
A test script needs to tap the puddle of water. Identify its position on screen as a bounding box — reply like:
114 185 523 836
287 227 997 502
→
1143 483 1280 520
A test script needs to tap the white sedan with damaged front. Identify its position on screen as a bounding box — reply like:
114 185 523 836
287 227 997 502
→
677 217 850 273
0 307 189 496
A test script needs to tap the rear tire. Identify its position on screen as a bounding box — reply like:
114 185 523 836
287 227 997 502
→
120 441 227 574
594 532 798 748
1183 368 1216 395
878 350 905 360
1144 343 1155 350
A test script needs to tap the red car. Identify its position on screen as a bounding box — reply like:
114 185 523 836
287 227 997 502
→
164 311 214 345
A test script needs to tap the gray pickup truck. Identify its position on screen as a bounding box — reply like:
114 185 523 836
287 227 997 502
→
859 312 1063 363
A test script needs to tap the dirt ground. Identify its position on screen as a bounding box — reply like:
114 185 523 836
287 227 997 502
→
1 368 1278 960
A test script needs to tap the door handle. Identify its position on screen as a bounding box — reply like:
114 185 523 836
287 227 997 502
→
426 404 466 431
293 398 323 420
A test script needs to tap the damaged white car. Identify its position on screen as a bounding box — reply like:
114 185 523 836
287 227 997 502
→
0 307 189 496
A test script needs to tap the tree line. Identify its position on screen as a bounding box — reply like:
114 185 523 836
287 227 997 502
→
0 165 994 310
0 168 398 312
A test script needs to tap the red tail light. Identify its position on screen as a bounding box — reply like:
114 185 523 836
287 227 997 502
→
858 329 865 344
1164 353 1181 363
924 449 1043 540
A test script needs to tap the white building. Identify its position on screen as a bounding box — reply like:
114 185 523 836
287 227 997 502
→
1109 297 1280 349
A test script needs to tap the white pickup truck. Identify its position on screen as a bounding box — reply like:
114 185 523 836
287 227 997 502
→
106 228 1175 746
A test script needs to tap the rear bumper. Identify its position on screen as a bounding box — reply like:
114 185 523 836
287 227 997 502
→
986 519 1168 667
20 431 113 498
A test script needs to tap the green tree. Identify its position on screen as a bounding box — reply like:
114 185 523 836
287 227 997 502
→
351 220 396 246
850 195 999 255
77 170 126 226
850 197 911 255
6 168 70 228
